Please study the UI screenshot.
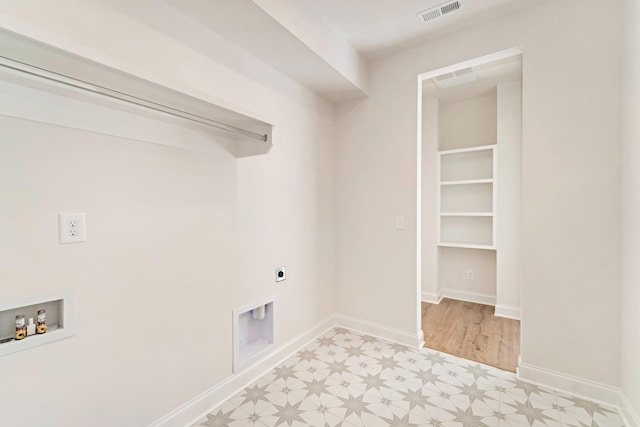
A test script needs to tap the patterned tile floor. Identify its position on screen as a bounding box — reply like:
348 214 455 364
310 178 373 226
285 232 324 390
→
193 327 625 427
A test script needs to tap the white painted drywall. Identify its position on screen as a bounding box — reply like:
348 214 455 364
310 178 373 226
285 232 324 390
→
421 98 439 301
334 60 418 334
439 93 497 150
438 248 497 302
252 0 368 93
0 4 336 427
621 0 640 418
336 0 621 386
0 113 238 427
496 81 522 314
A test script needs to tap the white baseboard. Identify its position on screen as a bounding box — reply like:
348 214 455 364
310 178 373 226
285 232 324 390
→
517 361 620 408
618 390 640 427
334 314 425 349
494 304 521 320
441 288 496 306
421 290 442 304
424 292 520 320
148 315 336 427
518 361 640 426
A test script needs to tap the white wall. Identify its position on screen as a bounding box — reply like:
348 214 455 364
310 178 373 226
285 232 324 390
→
439 248 497 303
334 58 418 335
496 81 522 316
0 112 238 427
0 3 336 426
621 0 640 420
421 98 439 302
336 0 621 387
439 93 497 150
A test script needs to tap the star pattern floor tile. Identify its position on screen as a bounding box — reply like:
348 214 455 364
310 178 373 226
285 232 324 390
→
193 328 625 427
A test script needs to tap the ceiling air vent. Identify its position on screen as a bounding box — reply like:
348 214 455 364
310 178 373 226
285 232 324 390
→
417 1 463 24
433 67 478 89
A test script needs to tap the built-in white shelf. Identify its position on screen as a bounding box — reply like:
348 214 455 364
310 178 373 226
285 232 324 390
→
440 212 493 217
441 181 493 213
438 144 497 155
0 290 75 357
440 178 493 186
0 30 272 157
438 243 496 250
438 145 497 249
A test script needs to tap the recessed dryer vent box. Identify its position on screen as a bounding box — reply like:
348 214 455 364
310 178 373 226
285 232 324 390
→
232 296 275 372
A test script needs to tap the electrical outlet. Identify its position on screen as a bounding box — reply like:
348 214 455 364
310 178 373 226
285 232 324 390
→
59 213 86 244
275 266 286 283
466 269 474 280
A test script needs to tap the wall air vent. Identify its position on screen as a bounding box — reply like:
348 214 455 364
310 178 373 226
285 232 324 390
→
433 67 478 89
417 1 463 24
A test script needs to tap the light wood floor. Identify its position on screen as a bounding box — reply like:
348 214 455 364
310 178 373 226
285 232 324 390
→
421 298 520 372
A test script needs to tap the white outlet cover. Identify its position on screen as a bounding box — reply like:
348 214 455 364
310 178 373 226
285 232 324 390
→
59 212 86 244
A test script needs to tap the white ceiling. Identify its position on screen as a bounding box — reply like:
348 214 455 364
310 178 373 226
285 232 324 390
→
164 0 368 102
306 0 542 59
99 0 542 102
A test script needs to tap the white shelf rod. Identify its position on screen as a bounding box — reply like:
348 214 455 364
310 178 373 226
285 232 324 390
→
0 56 268 142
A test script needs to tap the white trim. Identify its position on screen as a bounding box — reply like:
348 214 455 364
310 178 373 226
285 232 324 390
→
334 314 425 349
415 71 424 357
494 304 521 320
421 290 443 304
418 47 523 81
441 288 496 306
436 135 442 251
517 362 620 407
492 145 497 248
618 389 640 427
148 315 336 427
517 362 640 426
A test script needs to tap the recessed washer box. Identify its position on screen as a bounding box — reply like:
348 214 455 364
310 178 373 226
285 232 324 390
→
0 290 76 357
232 296 275 373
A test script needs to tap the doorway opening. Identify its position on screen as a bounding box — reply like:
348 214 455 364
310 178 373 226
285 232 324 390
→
416 49 523 372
